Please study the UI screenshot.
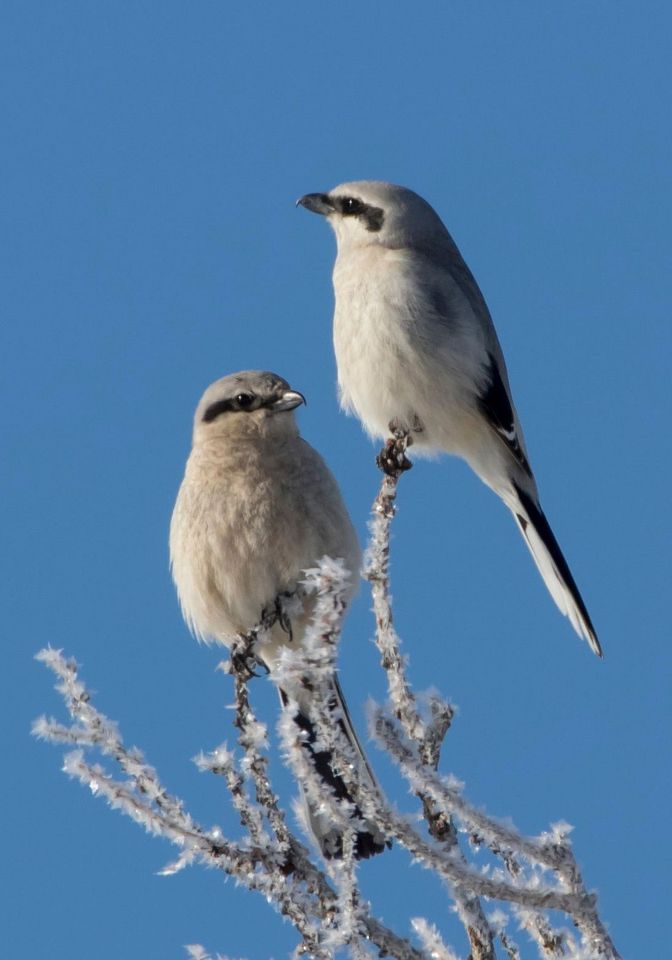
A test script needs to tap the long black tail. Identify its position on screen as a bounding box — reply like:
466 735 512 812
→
512 483 602 657
280 677 388 860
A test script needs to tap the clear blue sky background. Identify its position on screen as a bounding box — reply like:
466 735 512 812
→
3 3 669 958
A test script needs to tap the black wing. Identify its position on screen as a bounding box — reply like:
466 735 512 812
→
477 352 532 477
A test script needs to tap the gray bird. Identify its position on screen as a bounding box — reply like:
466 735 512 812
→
170 370 387 858
298 182 601 656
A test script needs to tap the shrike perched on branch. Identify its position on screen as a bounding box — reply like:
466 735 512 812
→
299 182 601 656
170 370 386 858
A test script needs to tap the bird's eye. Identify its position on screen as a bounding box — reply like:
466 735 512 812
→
341 197 364 216
235 393 255 409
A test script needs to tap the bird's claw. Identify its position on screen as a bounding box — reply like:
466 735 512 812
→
259 595 294 642
275 595 294 642
376 425 414 476
231 592 297 681
230 640 267 681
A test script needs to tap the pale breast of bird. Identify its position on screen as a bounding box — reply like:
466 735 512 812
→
332 245 488 455
170 440 360 645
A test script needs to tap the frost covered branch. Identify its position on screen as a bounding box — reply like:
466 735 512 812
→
362 434 619 960
34 431 620 960
33 638 421 960
366 431 495 960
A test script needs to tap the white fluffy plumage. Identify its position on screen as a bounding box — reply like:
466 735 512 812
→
170 370 387 858
299 182 601 656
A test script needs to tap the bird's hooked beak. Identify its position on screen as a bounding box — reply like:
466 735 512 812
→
269 389 306 413
297 193 334 216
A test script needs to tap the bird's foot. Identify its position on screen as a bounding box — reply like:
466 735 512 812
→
230 635 267 681
376 421 414 476
275 594 294 642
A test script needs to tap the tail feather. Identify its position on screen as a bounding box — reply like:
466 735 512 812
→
280 677 389 860
512 483 602 657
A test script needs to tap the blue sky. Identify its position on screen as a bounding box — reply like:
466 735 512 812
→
3 2 670 957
